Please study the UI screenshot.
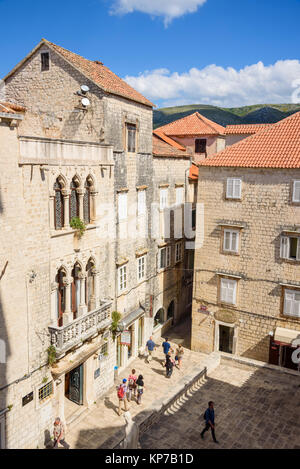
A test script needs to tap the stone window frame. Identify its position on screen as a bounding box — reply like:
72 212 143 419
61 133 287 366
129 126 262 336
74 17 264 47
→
51 255 99 326
291 180 300 205
221 226 241 256
118 264 128 294
123 117 139 154
41 51 50 72
175 240 183 263
225 177 242 201
137 255 146 283
217 274 241 308
280 285 300 320
35 380 54 409
158 245 172 271
280 232 300 262
50 171 97 233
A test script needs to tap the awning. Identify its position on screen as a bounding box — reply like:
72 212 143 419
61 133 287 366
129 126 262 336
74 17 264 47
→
274 327 300 346
120 306 145 329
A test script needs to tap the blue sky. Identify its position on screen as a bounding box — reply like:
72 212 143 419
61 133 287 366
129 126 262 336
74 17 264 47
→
0 0 300 107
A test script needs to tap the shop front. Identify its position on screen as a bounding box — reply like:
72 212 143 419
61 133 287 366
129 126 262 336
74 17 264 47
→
269 327 300 371
116 306 146 372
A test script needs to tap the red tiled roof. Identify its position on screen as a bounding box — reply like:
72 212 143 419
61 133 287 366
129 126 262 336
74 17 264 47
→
153 133 191 158
199 111 300 168
0 102 26 114
156 112 225 136
189 163 199 180
43 40 154 108
225 124 272 135
153 130 186 150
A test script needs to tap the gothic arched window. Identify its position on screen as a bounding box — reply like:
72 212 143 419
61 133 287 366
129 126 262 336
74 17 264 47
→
56 268 66 327
86 259 95 312
71 263 81 319
69 178 79 222
83 177 92 224
54 178 64 230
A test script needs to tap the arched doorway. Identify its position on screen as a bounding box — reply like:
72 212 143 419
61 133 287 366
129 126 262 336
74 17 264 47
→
154 308 165 329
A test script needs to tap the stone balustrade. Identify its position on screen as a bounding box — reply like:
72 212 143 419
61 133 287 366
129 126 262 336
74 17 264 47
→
48 300 112 357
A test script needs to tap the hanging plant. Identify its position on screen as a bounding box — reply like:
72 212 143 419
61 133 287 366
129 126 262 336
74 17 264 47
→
111 311 122 340
47 345 57 367
70 217 86 238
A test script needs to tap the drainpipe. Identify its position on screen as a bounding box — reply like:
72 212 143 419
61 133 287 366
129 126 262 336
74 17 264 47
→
0 407 9 417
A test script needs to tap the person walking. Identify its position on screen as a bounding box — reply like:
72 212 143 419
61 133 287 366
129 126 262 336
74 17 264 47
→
136 374 145 405
201 401 218 443
117 378 129 416
127 369 137 401
175 344 184 369
165 353 174 378
146 336 156 363
162 338 173 365
53 417 70 449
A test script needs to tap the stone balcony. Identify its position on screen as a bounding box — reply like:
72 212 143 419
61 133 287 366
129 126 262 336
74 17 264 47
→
48 300 112 358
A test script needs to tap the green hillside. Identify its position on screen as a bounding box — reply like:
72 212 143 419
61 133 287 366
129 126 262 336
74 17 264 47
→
153 103 300 129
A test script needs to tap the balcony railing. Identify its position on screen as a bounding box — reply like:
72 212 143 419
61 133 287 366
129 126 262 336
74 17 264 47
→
48 300 112 358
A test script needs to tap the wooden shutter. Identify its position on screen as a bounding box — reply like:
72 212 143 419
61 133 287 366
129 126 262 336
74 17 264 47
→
233 179 241 198
284 290 294 316
297 238 300 261
280 236 289 259
226 179 234 198
293 181 300 202
138 190 146 215
118 193 127 220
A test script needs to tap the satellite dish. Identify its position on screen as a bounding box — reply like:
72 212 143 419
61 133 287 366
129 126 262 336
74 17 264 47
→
81 85 90 94
81 97 90 107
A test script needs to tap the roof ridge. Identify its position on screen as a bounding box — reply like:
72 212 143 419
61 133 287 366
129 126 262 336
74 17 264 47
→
195 111 225 134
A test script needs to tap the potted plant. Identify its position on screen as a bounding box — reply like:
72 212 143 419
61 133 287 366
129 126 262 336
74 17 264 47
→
70 217 86 238
111 311 122 340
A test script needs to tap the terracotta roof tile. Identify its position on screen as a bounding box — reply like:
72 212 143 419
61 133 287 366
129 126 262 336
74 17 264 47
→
225 124 272 135
153 130 186 150
0 102 26 114
43 39 153 108
153 133 191 158
189 163 199 180
156 112 225 136
199 111 300 168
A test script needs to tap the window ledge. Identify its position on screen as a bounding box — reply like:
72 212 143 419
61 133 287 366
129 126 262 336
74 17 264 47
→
225 198 242 202
51 225 96 238
221 251 240 256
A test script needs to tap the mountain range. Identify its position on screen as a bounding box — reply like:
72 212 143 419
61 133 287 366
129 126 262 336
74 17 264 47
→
153 103 300 129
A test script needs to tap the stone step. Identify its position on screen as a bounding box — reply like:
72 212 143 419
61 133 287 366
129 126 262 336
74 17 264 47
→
66 405 89 427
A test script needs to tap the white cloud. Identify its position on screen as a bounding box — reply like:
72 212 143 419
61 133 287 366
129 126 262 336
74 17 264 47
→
124 60 300 107
110 0 207 26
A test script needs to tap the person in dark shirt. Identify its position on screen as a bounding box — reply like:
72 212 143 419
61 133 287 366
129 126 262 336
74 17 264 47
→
146 336 156 363
201 401 218 443
165 353 175 378
162 338 173 365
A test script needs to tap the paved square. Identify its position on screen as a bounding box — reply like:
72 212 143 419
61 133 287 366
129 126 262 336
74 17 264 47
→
141 360 300 449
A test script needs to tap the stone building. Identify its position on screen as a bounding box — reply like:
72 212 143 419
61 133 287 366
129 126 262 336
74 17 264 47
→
0 38 154 448
151 131 195 340
0 39 195 448
155 112 226 163
191 112 300 370
225 123 272 147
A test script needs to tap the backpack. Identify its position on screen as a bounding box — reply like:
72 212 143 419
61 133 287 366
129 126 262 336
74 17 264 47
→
117 385 125 399
128 378 136 389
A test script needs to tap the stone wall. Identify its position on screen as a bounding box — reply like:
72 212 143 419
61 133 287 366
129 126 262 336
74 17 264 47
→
191 166 300 362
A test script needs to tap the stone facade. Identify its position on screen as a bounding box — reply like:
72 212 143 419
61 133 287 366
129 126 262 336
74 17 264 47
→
191 166 300 366
0 40 193 448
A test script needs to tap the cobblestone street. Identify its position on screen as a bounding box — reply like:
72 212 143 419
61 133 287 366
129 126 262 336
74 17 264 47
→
66 319 207 449
141 360 300 449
